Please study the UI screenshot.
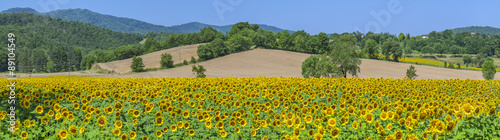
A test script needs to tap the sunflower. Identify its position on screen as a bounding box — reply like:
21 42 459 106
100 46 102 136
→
115 112 121 118
132 110 141 118
142 136 148 140
67 114 75 121
386 123 393 130
327 118 336 127
205 121 212 129
365 112 374 124
97 116 107 128
68 125 78 135
130 131 137 139
155 116 164 126
293 128 301 136
462 103 473 115
183 110 190 118
104 107 113 115
36 105 43 114
120 134 128 140
20 131 28 139
380 111 388 121
308 129 315 137
240 119 247 127
54 103 60 112
48 110 54 117
392 130 402 140
445 121 455 134
305 115 313 124
113 128 121 136
235 127 241 133
79 127 85 134
251 130 257 136
115 120 123 129
330 127 340 138
156 130 162 137
59 129 68 139
340 116 349 125
220 130 227 137
171 125 178 132
133 119 138 125
352 121 358 130
188 129 195 136
184 121 191 129
41 116 49 124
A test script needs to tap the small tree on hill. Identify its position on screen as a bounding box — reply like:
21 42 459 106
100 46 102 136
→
192 65 206 78
131 56 145 72
482 57 496 80
463 54 472 67
183 60 189 65
190 56 197 64
406 65 418 80
160 53 174 68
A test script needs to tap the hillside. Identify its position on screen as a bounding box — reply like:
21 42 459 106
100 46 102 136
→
44 9 182 34
170 22 292 33
2 8 292 34
94 43 206 74
105 49 499 79
451 26 500 35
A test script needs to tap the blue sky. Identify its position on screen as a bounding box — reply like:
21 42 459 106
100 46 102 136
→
3 0 499 35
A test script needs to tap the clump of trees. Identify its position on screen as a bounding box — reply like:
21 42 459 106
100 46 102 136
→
301 34 361 78
131 56 145 72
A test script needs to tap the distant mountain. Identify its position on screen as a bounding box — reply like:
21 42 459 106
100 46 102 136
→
2 7 294 34
1 7 39 14
170 22 293 34
451 26 500 35
43 9 182 34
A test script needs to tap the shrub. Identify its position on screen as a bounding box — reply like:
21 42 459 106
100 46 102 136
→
160 53 174 68
183 60 188 65
131 56 145 72
406 65 418 80
192 65 206 78
190 56 197 64
482 57 496 80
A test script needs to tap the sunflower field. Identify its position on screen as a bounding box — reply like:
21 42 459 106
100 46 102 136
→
1 77 500 140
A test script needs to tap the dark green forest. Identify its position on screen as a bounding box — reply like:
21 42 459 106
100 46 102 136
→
0 13 221 73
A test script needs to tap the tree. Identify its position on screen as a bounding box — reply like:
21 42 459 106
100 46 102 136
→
449 45 462 56
463 54 472 67
398 33 405 42
381 40 400 61
301 54 340 78
183 60 188 65
392 45 403 62
192 65 206 78
421 46 434 56
330 42 362 78
434 43 445 56
160 53 174 68
226 34 252 53
131 56 145 72
190 56 197 64
405 65 418 80
46 61 56 73
365 39 378 58
475 53 487 67
403 46 412 58
482 57 496 80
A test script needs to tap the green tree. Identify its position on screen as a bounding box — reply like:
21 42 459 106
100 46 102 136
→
398 33 405 42
190 56 197 64
449 45 462 56
392 45 403 62
192 65 206 78
482 57 496 80
365 39 378 58
475 53 487 67
405 65 418 80
403 46 412 58
226 34 252 53
463 54 472 67
183 60 188 65
330 42 362 78
131 56 145 72
434 43 445 56
46 61 56 73
160 53 174 68
301 54 339 78
421 46 434 56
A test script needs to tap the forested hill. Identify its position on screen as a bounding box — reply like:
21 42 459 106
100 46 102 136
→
170 22 292 34
451 26 500 35
0 12 145 72
44 9 182 34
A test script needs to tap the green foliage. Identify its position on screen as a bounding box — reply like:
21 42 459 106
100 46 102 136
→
403 46 412 57
463 54 472 67
44 9 180 34
330 35 362 78
447 63 455 69
192 65 206 78
226 34 252 53
183 60 188 65
452 26 500 35
46 61 56 73
381 40 402 61
160 53 174 68
405 65 418 80
365 39 378 58
301 54 340 78
450 45 463 56
131 56 145 72
482 57 496 80
190 56 197 64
